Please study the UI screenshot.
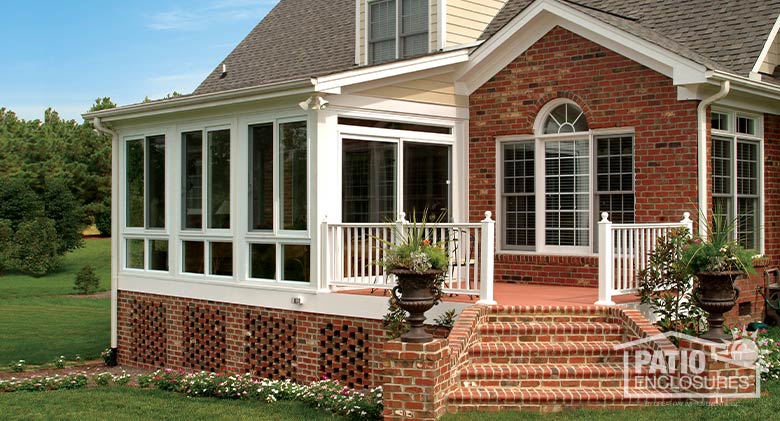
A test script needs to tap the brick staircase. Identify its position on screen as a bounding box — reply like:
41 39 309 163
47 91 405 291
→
447 305 682 413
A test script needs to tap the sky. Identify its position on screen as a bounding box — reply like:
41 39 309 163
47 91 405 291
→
0 0 277 122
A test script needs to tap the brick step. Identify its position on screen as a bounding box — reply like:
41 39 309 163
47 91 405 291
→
485 314 618 323
447 387 682 410
484 306 618 324
459 363 663 388
478 322 625 343
467 342 624 364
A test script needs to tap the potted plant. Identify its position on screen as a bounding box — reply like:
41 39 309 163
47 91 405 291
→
379 212 449 343
682 214 755 342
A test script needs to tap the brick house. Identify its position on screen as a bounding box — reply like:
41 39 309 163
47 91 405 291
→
84 0 780 415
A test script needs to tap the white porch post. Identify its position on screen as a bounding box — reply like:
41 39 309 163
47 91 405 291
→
596 212 616 306
320 216 331 291
476 211 496 305
681 212 693 237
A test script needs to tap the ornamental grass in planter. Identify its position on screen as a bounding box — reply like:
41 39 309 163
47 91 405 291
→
377 211 448 343
682 213 756 342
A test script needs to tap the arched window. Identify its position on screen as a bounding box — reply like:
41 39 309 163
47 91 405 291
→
499 99 635 254
543 103 588 134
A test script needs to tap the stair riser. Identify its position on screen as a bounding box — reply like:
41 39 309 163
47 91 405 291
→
480 334 625 343
469 355 625 364
447 402 677 413
486 315 617 323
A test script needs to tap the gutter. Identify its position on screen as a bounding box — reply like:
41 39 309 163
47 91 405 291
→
92 117 119 366
82 78 314 122
697 80 730 239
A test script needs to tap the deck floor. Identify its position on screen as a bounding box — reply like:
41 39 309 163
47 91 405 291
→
337 282 638 307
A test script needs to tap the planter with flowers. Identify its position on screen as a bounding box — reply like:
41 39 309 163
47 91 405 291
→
379 214 448 343
683 216 755 342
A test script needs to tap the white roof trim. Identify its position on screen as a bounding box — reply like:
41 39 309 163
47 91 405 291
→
455 0 708 95
313 48 471 93
82 79 314 122
751 14 780 74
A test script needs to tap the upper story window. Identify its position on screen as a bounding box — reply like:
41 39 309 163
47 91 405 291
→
368 0 429 65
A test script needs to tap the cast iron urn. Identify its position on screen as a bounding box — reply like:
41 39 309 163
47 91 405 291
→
695 271 741 342
390 268 443 343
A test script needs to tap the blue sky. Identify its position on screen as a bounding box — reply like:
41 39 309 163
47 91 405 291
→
0 0 277 122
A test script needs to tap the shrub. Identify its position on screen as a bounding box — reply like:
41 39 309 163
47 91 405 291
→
74 265 100 294
730 326 780 382
41 180 85 254
53 355 66 369
94 372 113 386
95 196 111 237
13 218 61 276
638 227 707 338
382 301 409 339
0 178 43 231
9 360 25 372
4 373 88 392
0 219 13 274
434 309 458 328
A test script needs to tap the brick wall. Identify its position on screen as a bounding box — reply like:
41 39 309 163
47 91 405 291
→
469 26 700 287
117 290 387 388
764 114 780 263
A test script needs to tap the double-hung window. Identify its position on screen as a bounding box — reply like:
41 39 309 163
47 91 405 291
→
368 0 429 65
124 135 168 271
247 119 310 283
500 100 635 254
711 110 762 251
181 128 233 277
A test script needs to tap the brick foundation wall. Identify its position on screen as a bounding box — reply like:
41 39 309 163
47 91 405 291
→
765 114 780 263
469 26 700 287
723 264 770 327
117 290 387 388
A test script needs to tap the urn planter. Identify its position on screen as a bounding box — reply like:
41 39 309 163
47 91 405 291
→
390 268 443 343
695 271 742 342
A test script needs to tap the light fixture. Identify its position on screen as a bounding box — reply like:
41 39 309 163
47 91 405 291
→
298 95 328 111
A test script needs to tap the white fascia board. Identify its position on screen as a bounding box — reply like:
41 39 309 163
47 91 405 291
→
82 79 314 123
313 49 471 93
751 14 780 74
118 274 468 321
456 0 708 95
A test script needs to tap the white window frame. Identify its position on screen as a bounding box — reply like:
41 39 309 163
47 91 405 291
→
242 115 312 286
176 121 235 281
337 121 456 223
120 132 171 273
365 0 431 65
711 108 764 253
496 99 635 256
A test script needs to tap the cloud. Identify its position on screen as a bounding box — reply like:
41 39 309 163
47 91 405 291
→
146 0 274 31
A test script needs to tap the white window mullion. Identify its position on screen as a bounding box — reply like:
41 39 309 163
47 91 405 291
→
535 138 545 252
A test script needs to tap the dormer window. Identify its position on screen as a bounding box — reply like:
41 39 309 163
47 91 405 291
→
368 0 429 65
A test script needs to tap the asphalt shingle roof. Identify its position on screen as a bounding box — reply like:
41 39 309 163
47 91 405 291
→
193 0 780 96
482 0 780 77
193 0 357 95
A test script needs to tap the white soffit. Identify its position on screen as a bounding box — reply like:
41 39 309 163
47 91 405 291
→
455 0 708 95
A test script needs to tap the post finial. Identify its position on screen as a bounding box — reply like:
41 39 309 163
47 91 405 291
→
483 211 493 222
682 212 691 221
397 212 407 223
600 212 609 222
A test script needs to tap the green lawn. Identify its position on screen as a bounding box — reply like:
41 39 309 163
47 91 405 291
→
0 239 111 365
0 387 335 421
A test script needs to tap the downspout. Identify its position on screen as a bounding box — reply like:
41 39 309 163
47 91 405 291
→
92 117 119 366
697 80 730 239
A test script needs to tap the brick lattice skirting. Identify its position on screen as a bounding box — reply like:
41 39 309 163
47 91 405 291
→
117 290 386 388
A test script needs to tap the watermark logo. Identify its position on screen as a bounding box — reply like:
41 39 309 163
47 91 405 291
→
615 332 762 399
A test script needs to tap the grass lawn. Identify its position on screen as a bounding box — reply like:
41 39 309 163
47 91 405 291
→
0 239 111 365
0 387 335 421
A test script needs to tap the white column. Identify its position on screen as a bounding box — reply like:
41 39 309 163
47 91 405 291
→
476 211 496 305
596 212 616 306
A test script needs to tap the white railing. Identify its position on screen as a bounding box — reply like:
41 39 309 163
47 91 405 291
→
596 212 693 306
322 211 496 304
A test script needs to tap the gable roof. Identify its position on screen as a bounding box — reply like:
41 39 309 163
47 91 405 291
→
194 0 356 96
482 0 780 77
